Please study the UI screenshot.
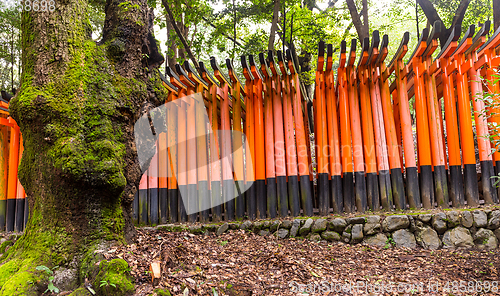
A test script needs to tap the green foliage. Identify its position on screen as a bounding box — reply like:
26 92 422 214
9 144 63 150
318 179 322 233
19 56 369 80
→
35 265 60 294
0 2 21 92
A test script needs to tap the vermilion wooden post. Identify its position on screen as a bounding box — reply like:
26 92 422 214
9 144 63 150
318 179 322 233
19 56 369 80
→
184 61 211 222
435 26 465 207
14 134 24 232
316 42 330 216
448 28 481 207
474 22 500 204
249 55 267 218
0 117 9 230
157 73 178 223
241 56 257 219
388 32 420 209
227 58 246 219
421 22 449 208
367 32 393 211
211 57 235 220
138 172 148 225
267 51 289 217
277 50 301 216
200 62 223 221
286 49 314 216
176 64 199 222
346 39 367 212
357 37 380 211
6 119 19 232
337 41 354 213
377 35 404 210
324 44 343 213
166 67 189 221
408 28 434 209
259 53 277 218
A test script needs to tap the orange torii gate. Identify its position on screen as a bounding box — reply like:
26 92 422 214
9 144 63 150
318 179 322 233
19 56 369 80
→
131 24 500 224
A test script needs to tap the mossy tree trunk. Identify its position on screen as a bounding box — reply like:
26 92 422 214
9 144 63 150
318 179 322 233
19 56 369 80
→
0 0 167 294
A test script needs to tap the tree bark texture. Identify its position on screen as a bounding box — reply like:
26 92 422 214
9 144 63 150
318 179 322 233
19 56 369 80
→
2 0 167 294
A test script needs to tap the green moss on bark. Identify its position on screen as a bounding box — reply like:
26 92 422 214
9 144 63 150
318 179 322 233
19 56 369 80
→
93 259 134 296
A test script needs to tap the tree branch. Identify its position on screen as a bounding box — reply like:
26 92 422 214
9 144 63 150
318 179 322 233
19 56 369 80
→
416 0 443 27
268 0 281 50
451 0 471 28
346 0 368 40
162 0 202 74
201 16 245 47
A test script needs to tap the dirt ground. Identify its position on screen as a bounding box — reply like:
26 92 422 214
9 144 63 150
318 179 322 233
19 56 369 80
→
113 227 500 296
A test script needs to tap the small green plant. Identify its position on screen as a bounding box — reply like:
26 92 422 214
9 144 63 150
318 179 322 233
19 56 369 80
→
100 280 117 288
218 240 228 246
483 238 489 245
36 265 59 294
384 237 395 249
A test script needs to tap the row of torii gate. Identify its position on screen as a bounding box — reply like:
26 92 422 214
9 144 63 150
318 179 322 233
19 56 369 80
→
134 20 500 225
1 21 500 229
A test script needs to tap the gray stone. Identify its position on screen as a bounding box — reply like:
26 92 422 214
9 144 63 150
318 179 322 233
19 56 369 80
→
446 211 460 228
328 218 347 233
347 217 366 224
188 225 204 234
408 215 416 232
269 220 280 232
364 233 389 248
392 229 417 248
308 233 322 241
253 221 264 231
382 215 410 232
442 226 474 249
342 225 352 243
415 227 441 250
290 219 301 237
351 224 364 243
262 221 271 228
229 223 240 230
488 210 500 230
364 216 381 235
364 222 381 236
461 211 474 228
418 214 432 223
312 219 327 233
299 218 314 236
275 228 289 239
217 223 229 235
258 230 270 236
432 213 448 234
53 267 78 292
495 228 500 241
281 220 293 229
321 231 341 241
473 210 488 228
415 220 424 228
239 221 252 230
474 228 498 250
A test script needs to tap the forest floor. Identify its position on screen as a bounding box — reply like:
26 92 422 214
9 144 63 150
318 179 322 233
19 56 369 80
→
116 227 500 296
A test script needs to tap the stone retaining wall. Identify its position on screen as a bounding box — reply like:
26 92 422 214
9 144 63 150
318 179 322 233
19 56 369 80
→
156 209 500 250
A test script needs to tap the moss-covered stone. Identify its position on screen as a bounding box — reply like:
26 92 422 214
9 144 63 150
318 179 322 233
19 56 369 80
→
153 288 172 296
93 259 134 296
68 287 93 295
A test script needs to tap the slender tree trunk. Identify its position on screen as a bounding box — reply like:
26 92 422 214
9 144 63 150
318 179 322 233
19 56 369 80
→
3 0 166 294
268 0 281 50
346 0 369 40
494 0 500 31
166 19 178 67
